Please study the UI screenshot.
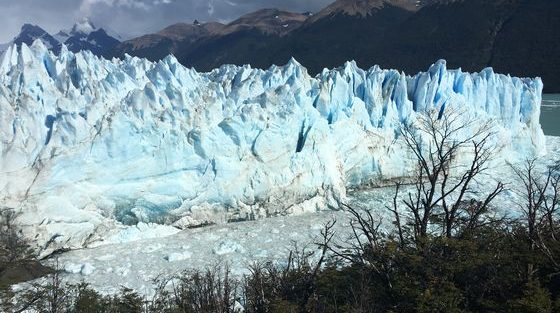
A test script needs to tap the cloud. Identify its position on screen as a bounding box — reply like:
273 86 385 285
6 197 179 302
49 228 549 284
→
80 0 151 15
208 0 215 15
153 0 173 5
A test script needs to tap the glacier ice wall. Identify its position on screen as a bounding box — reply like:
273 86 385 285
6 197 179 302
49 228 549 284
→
0 41 544 253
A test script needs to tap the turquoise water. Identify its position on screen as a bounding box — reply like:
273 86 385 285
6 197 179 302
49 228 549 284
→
541 94 560 136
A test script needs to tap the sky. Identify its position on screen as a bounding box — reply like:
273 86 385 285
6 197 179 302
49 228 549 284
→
0 0 334 42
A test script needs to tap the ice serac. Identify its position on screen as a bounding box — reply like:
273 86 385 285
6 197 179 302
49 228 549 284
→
0 41 544 255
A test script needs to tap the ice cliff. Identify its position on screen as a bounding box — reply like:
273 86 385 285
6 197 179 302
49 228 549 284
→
0 40 545 254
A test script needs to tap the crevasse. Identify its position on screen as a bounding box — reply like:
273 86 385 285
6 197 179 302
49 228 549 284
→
0 40 545 254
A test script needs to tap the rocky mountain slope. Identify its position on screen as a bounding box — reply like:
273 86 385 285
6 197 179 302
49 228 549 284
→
110 22 225 62
111 8 308 63
56 19 120 56
10 24 62 53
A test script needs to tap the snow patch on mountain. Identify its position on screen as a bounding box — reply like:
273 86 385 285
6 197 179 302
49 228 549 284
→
0 40 544 256
71 18 97 35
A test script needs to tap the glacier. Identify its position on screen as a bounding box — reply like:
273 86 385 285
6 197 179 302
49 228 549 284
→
0 40 545 255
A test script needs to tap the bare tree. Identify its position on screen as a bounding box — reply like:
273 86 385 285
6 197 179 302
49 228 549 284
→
319 108 507 297
243 221 335 313
320 205 396 294
397 107 504 241
512 159 560 277
164 265 238 313
11 260 71 313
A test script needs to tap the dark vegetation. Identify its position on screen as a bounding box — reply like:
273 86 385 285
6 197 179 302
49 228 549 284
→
0 209 53 291
1 109 559 312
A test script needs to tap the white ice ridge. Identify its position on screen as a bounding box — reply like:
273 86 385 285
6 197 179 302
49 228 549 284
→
0 40 545 254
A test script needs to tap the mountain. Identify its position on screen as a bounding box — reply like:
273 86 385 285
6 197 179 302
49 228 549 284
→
307 0 418 20
0 41 544 254
111 21 225 61
0 18 120 56
111 9 308 62
374 0 560 93
11 24 62 53
56 18 121 56
172 0 416 74
221 8 308 35
487 0 560 95
110 0 560 92
109 0 418 68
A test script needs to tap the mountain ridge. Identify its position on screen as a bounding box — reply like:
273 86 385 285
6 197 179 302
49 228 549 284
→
0 19 120 56
12 24 61 52
307 0 419 21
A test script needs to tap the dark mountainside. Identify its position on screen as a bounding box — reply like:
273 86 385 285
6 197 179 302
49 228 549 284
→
490 0 560 94
110 8 309 64
110 22 226 61
63 28 120 56
13 24 62 53
376 0 560 93
5 20 120 56
111 0 560 92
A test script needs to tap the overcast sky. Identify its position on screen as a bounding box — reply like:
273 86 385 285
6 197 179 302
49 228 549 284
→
0 0 334 42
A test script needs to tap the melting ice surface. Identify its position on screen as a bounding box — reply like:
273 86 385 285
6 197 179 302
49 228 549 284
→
0 40 545 255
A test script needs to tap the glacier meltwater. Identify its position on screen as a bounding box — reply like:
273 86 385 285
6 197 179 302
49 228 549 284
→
0 41 545 254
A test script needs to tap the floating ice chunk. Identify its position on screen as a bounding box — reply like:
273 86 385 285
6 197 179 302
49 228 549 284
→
100 223 181 245
213 240 245 255
64 263 83 274
164 251 192 262
64 262 95 276
81 263 96 276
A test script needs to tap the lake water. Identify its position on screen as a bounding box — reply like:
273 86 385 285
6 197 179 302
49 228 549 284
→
541 94 560 136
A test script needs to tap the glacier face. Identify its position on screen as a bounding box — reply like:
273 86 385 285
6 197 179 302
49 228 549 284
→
0 40 545 254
